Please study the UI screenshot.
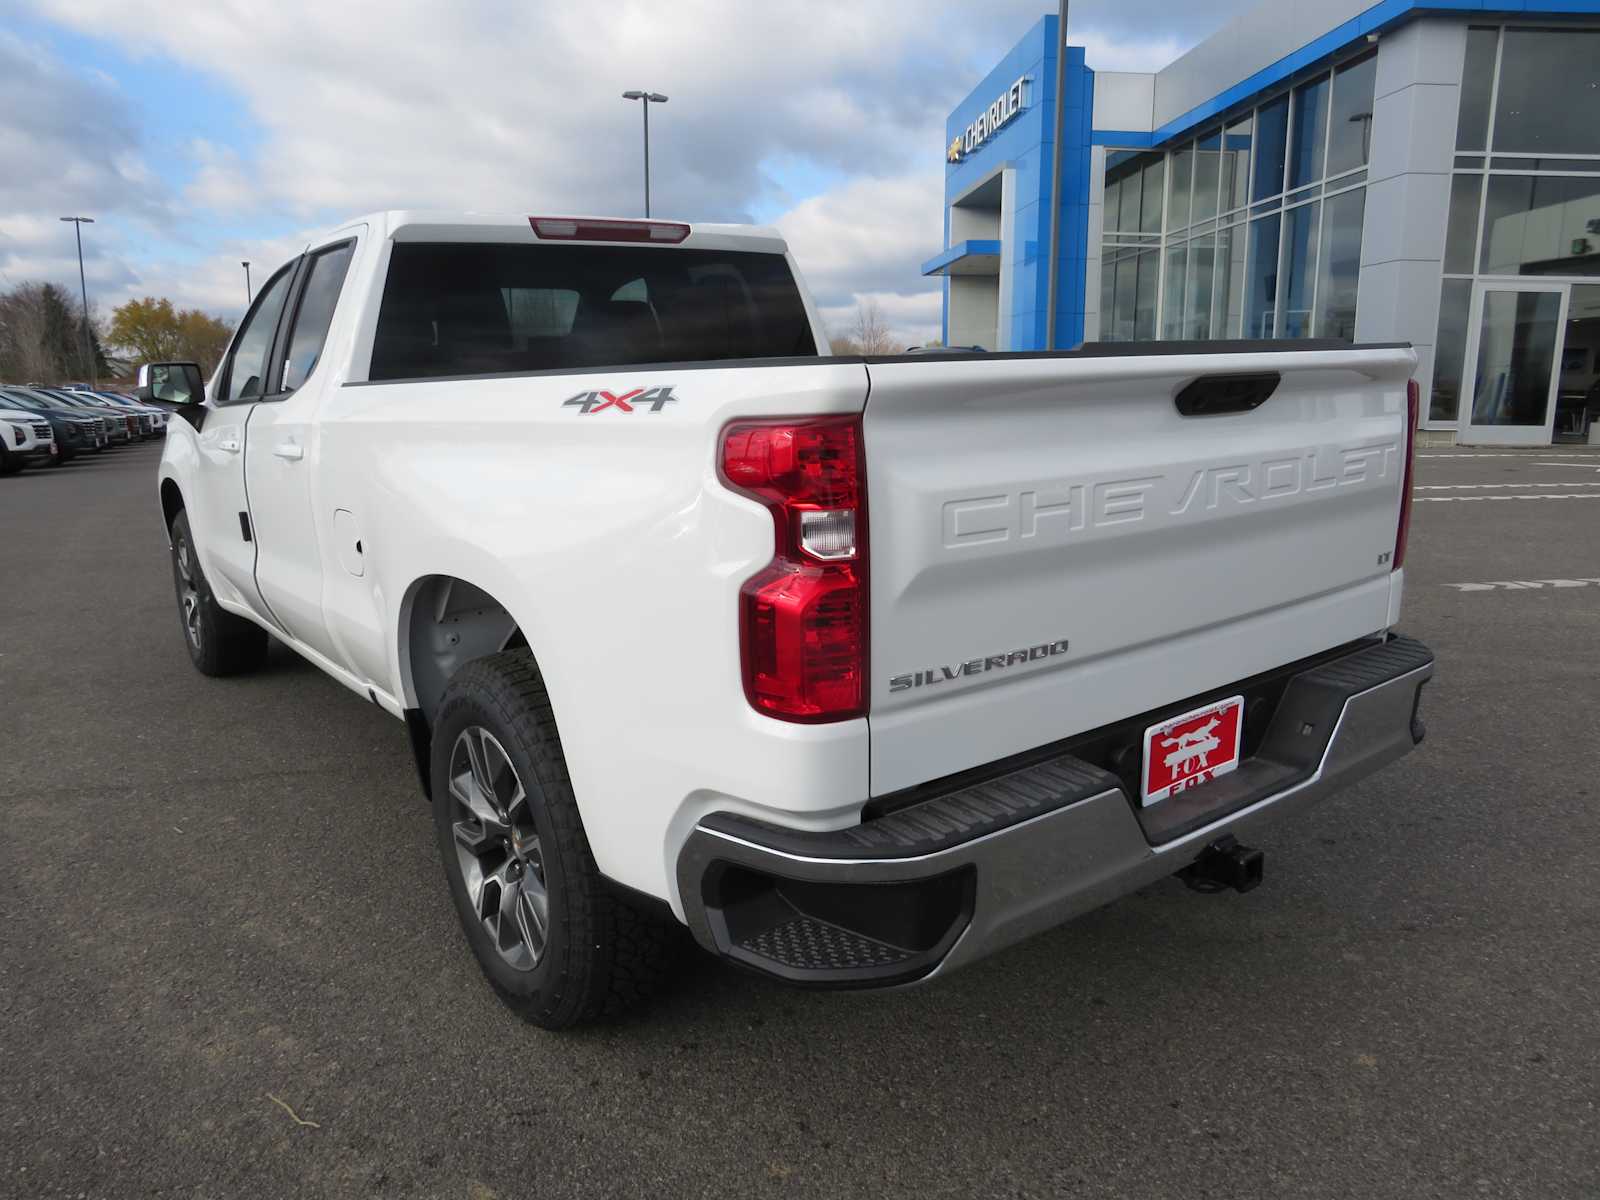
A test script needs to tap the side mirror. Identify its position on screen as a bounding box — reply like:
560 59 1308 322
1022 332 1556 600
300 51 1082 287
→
137 361 205 407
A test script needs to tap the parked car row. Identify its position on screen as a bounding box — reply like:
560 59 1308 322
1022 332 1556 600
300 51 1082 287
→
0 385 169 474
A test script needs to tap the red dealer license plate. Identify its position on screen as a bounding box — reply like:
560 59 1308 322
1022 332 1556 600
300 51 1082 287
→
1141 695 1244 807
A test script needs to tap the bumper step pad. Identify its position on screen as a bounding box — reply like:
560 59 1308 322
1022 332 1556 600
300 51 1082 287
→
742 917 914 972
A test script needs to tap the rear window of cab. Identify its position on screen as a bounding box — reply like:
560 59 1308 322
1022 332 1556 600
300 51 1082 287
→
369 242 818 381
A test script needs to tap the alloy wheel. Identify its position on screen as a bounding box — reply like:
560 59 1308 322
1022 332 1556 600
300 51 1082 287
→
448 726 550 971
174 532 202 650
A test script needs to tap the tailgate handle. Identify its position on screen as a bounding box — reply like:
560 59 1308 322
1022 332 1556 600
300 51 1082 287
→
1174 372 1280 417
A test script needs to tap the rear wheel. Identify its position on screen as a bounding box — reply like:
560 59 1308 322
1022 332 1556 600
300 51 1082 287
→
431 650 674 1028
168 510 269 676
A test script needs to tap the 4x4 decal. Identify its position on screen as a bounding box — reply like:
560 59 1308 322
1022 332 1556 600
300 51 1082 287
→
563 386 678 414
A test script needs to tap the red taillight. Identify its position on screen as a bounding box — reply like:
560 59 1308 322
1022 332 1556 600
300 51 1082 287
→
529 216 690 244
721 417 866 722
1394 379 1420 571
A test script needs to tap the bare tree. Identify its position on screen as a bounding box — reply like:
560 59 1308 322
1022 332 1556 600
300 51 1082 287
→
851 298 897 356
0 282 116 382
829 299 898 356
0 284 62 382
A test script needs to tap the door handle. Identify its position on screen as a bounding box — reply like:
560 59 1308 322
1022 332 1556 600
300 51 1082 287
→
273 440 304 461
218 437 241 454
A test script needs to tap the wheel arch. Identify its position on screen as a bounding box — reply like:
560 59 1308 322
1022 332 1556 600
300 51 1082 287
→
397 573 533 800
159 476 185 534
399 574 529 724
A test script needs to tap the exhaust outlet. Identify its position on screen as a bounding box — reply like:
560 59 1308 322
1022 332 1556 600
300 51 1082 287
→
1178 835 1264 894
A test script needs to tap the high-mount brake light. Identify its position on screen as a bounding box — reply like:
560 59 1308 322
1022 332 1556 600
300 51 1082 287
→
721 417 867 723
528 217 690 244
1394 379 1420 571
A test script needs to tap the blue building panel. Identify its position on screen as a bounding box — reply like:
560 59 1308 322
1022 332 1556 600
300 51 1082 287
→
920 240 1003 275
931 0 1600 352
933 18 1093 351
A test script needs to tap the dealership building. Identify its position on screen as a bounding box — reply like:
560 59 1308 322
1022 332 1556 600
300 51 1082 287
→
922 1 1600 444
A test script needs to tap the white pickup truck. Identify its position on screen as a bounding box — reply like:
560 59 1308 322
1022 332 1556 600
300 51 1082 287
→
144 211 1433 1028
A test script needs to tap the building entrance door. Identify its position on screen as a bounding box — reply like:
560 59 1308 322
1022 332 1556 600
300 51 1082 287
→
1461 282 1568 445
1554 285 1600 444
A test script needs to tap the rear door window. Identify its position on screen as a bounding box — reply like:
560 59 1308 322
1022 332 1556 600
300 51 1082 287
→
281 241 356 392
369 243 817 381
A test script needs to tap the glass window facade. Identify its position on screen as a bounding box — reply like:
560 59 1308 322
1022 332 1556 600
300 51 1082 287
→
1327 55 1377 177
1455 27 1498 152
1430 279 1473 422
1314 188 1365 341
1429 24 1600 426
1245 214 1281 338
1288 77 1330 191
1279 201 1320 337
1101 149 1165 342
1170 145 1194 233
1479 175 1600 276
1492 29 1600 155
1098 49 1374 344
1252 95 1289 202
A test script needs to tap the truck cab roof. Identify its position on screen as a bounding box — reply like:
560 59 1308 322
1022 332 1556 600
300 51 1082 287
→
316 211 791 257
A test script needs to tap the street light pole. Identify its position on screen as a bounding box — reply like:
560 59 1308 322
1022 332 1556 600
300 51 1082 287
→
621 91 669 217
242 261 252 304
59 216 96 386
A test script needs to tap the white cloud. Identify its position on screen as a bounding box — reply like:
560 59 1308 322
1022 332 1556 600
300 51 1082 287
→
184 140 257 215
1072 28 1191 73
774 168 944 344
6 0 1253 328
775 169 943 304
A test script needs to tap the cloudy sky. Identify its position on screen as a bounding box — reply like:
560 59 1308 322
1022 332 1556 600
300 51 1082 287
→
0 0 1252 347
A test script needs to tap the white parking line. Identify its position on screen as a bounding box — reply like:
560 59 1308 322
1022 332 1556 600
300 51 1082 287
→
1419 452 1600 458
1414 482 1600 490
1444 578 1600 592
1414 493 1600 502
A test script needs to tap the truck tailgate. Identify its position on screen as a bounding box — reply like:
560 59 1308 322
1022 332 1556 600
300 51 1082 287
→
862 344 1416 796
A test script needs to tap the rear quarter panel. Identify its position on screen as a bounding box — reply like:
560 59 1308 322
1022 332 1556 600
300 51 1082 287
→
313 361 871 908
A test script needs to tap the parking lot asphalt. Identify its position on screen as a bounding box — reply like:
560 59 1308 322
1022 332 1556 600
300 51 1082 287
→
3 440 1598 1200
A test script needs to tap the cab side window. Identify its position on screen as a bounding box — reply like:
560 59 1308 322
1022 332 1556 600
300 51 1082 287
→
224 265 295 404
282 242 355 392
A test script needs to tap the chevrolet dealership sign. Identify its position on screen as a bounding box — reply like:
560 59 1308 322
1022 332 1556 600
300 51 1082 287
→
948 75 1030 164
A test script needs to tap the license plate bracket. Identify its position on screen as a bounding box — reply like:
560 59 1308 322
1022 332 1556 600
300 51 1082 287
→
1141 695 1245 807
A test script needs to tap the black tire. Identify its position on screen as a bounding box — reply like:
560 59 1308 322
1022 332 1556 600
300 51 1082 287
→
431 650 674 1028
168 510 270 676
0 448 23 476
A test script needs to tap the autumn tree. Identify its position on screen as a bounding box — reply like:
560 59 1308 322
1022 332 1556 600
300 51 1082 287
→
108 297 235 375
176 309 234 374
107 297 185 362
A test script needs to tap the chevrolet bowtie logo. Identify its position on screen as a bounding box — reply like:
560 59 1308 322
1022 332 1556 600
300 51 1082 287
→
947 136 964 164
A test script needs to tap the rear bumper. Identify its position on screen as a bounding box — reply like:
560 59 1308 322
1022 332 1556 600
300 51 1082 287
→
676 633 1433 989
